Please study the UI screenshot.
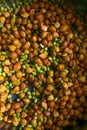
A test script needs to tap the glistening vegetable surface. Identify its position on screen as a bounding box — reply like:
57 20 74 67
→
0 0 87 130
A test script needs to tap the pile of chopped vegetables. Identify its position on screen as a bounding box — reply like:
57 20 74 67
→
0 0 87 130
